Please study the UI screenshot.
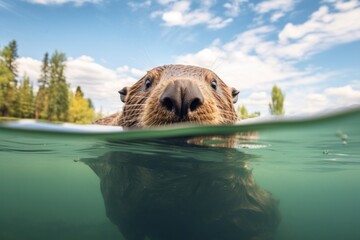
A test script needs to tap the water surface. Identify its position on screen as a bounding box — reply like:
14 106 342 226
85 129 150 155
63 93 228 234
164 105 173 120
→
1 108 360 240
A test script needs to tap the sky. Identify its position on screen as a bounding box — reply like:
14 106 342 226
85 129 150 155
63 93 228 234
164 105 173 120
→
1 0 360 116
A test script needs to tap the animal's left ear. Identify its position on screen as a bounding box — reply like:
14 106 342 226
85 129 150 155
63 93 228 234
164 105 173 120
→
118 87 128 103
232 88 240 104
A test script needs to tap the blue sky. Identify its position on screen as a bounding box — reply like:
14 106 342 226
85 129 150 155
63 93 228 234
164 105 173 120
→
1 0 360 115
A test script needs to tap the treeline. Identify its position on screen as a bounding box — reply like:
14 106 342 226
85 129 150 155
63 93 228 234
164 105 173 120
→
0 40 96 124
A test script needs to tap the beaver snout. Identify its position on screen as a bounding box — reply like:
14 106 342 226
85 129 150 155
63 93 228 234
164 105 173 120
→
160 80 204 119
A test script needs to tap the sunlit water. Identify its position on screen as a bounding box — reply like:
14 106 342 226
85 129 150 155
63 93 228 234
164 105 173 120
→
1 107 360 240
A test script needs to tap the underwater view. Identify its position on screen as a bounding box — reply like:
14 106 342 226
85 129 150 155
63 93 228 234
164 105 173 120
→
1 107 360 240
2 0 360 239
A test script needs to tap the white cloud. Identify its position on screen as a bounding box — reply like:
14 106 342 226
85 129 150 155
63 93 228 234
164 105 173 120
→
253 0 297 22
270 12 284 22
152 0 233 29
240 91 270 114
325 85 360 103
223 26 273 54
162 11 186 26
208 17 233 30
285 90 330 114
174 1 360 115
16 55 145 114
26 0 102 6
201 0 216 8
65 56 142 113
176 47 301 94
175 26 302 92
285 84 360 114
335 0 359 11
128 0 151 11
306 93 328 104
157 0 175 5
254 0 296 13
15 0 360 116
281 73 332 88
223 0 248 17
16 57 42 85
277 2 360 59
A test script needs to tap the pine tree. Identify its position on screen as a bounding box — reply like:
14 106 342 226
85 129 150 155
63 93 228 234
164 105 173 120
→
0 60 13 115
0 40 19 117
18 75 34 118
68 86 95 124
35 87 48 119
1 43 96 122
38 52 49 87
2 40 18 78
35 52 50 119
47 51 69 121
57 80 69 121
269 85 285 116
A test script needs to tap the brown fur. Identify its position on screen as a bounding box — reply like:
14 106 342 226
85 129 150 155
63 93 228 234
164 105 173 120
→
83 141 280 240
89 65 280 240
94 65 238 128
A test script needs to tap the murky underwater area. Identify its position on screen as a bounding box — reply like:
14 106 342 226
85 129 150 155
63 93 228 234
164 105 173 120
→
1 108 360 240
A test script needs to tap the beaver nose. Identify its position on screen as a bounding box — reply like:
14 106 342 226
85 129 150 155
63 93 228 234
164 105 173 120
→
160 80 204 119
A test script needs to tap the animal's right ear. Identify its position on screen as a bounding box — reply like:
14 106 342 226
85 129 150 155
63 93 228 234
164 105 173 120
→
232 88 240 104
118 87 128 103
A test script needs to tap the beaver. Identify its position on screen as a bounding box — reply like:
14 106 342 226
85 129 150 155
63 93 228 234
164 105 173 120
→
94 64 239 127
82 140 280 240
89 65 280 240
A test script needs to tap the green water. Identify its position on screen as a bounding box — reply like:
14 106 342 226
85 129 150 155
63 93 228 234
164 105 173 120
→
1 108 360 240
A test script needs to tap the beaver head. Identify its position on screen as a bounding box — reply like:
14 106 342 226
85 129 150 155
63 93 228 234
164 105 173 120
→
118 65 239 128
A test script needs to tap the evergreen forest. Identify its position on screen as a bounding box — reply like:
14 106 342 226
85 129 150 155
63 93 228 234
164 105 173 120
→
0 40 96 124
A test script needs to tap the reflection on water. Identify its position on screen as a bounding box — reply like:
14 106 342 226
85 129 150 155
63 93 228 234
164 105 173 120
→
82 136 280 240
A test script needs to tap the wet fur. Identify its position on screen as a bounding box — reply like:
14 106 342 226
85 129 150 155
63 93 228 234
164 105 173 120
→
83 142 280 240
91 65 280 240
94 65 238 127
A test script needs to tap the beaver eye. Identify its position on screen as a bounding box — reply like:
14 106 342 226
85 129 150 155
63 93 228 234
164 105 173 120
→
145 78 152 89
211 79 217 90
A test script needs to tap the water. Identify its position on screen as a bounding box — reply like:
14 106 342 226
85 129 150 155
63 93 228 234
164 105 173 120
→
1 107 360 240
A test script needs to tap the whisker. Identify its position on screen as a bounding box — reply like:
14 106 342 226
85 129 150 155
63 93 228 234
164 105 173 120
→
123 104 147 107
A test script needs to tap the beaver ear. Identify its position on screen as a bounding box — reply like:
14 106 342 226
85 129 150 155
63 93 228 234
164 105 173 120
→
118 87 128 103
232 88 240 104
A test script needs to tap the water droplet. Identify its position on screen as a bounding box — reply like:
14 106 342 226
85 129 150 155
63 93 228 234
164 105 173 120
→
336 130 349 144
